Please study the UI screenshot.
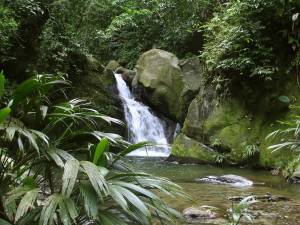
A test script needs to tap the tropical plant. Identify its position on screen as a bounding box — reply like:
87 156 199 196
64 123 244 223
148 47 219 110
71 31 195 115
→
267 105 300 177
242 144 260 161
0 71 185 225
227 196 257 225
200 0 300 97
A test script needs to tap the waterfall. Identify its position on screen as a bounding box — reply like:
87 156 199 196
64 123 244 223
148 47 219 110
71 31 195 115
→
114 73 171 157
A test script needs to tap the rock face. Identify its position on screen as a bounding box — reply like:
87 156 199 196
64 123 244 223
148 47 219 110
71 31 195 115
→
132 49 299 171
172 82 299 167
195 174 253 187
136 49 202 122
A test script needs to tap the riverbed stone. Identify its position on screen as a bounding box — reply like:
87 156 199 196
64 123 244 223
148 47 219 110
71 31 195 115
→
183 206 225 224
195 174 253 187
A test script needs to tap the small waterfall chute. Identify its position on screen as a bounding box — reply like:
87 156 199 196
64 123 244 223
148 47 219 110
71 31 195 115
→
114 73 171 157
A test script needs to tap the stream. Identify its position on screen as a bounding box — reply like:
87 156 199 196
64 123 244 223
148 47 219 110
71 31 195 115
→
132 158 300 225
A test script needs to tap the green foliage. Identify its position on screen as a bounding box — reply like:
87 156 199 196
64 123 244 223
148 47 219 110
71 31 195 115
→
242 144 260 161
0 72 185 225
0 3 18 62
227 196 257 225
96 0 217 67
201 0 300 84
267 105 300 177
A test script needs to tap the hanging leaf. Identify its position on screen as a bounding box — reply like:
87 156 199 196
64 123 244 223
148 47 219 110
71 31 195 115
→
278 95 290 103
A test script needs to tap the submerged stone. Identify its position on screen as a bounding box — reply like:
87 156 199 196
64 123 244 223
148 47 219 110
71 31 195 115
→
195 174 253 187
183 206 225 224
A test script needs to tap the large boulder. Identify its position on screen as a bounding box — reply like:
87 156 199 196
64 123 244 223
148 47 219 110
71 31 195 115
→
136 49 202 121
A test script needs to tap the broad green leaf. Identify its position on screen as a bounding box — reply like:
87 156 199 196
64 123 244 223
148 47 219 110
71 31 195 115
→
0 70 5 99
15 188 39 222
12 78 40 107
0 107 11 124
93 138 109 165
62 159 79 197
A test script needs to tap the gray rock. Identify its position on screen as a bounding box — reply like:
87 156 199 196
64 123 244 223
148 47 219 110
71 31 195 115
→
196 174 253 187
136 49 202 121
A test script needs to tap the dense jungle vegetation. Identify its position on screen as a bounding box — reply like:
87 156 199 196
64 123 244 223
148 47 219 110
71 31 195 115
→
0 0 300 224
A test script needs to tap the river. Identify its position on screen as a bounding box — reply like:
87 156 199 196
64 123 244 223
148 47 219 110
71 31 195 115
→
131 158 300 225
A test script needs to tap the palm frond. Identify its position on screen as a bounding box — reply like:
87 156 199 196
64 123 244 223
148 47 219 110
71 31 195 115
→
15 188 39 222
62 159 80 197
80 161 109 198
80 182 99 219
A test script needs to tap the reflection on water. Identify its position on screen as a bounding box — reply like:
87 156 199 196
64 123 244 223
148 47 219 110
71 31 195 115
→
130 158 300 224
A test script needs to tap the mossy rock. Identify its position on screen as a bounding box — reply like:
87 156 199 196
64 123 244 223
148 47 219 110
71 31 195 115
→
172 133 217 163
179 91 299 168
136 50 202 122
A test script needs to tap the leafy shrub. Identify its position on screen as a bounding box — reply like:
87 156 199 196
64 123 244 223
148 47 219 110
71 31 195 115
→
0 72 185 225
201 0 300 82
0 4 18 63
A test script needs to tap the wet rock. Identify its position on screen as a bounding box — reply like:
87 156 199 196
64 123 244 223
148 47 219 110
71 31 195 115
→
115 67 136 84
195 174 253 187
183 206 225 224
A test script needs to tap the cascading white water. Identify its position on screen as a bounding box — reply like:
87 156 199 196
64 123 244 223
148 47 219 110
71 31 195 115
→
114 73 171 157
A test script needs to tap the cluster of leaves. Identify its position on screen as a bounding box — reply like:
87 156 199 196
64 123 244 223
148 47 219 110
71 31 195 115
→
227 196 257 225
201 0 300 82
0 71 185 225
267 105 300 178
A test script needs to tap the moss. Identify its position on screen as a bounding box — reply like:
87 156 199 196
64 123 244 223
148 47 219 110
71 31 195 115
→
172 133 217 163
